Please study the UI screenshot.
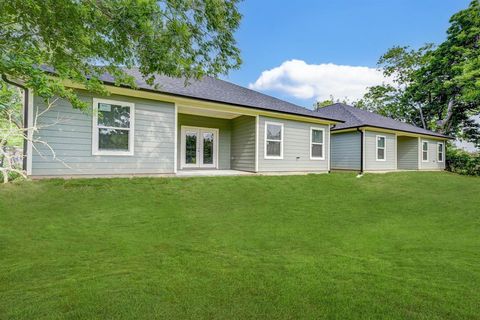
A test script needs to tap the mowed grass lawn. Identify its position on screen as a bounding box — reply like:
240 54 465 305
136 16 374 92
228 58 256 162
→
1 172 479 319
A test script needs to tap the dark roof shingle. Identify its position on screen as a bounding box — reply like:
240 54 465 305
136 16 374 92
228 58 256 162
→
97 69 343 122
315 103 450 139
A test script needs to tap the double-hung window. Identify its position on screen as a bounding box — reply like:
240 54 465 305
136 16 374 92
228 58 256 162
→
438 142 444 162
422 141 429 162
92 99 135 156
310 127 325 160
265 122 283 159
376 135 386 161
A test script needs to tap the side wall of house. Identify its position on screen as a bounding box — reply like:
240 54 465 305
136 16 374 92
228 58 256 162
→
397 136 419 170
31 92 175 176
330 131 361 170
257 116 329 172
364 130 396 171
419 138 446 170
177 113 231 170
231 116 256 172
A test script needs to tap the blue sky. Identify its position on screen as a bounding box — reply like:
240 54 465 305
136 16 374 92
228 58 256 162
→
225 0 470 108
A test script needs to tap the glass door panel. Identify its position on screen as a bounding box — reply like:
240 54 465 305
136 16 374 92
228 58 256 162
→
202 132 214 165
181 127 217 169
185 131 198 166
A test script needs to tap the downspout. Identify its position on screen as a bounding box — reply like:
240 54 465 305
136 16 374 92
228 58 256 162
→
357 128 363 174
1 75 29 172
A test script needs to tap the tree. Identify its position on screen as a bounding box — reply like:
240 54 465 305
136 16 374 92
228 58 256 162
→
356 0 480 146
313 99 334 111
355 45 434 129
313 95 350 111
0 0 242 110
0 0 242 181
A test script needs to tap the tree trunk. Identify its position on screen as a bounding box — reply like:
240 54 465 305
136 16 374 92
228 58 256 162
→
417 103 427 129
441 97 455 134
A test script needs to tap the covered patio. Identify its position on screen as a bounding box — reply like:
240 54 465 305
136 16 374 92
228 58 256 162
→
176 105 257 173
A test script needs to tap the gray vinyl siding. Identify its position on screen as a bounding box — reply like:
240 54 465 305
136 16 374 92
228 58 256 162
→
177 113 231 170
397 136 419 170
31 92 175 176
257 116 329 172
419 138 446 170
364 130 396 171
231 116 256 172
331 131 361 170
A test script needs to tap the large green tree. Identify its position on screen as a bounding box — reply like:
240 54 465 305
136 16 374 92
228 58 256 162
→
356 0 480 146
0 0 242 109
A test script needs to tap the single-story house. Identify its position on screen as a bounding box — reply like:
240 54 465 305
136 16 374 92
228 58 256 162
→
17 70 345 177
314 103 451 172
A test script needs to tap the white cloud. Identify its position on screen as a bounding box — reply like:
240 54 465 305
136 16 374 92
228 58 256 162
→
249 59 391 102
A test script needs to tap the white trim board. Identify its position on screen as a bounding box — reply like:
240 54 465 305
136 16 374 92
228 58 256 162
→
180 125 219 169
327 125 331 171
26 90 34 176
174 103 178 173
437 142 444 163
255 115 259 172
421 140 429 162
394 133 398 170
375 135 387 161
309 126 325 160
91 98 135 156
264 121 284 160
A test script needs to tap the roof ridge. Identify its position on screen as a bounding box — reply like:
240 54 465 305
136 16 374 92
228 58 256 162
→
337 103 364 123
204 75 313 112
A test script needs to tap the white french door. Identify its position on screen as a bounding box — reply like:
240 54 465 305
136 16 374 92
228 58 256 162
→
181 126 218 169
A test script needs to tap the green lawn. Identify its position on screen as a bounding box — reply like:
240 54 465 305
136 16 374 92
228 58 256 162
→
1 172 479 319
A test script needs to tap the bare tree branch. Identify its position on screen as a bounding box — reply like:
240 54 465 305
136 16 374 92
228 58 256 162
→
1 98 72 183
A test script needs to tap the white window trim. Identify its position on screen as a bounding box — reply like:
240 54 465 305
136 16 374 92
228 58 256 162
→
376 135 386 161
92 98 135 156
310 127 325 160
437 142 444 163
180 125 219 169
422 140 429 162
264 121 284 159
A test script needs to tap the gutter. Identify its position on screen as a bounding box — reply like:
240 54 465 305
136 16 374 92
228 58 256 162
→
1 75 29 172
357 128 364 174
43 69 345 124
332 124 452 140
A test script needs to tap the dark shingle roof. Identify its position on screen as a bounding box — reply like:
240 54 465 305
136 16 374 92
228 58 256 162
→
315 103 450 139
95 68 343 122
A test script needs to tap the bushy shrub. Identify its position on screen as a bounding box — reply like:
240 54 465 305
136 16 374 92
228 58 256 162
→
446 146 480 176
0 170 23 183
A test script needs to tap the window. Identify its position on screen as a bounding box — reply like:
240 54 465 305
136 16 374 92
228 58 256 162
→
310 127 325 160
376 135 386 161
264 122 283 159
92 98 134 155
422 141 429 162
438 142 444 162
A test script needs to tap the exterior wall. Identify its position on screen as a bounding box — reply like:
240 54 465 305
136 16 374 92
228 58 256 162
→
364 130 396 171
231 116 256 172
330 131 361 170
177 113 231 170
397 136 419 170
419 138 446 170
31 92 175 176
257 116 329 172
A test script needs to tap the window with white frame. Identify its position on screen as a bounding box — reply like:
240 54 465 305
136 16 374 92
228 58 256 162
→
422 141 429 162
438 142 444 162
376 135 386 161
310 127 325 159
92 99 134 155
265 122 283 159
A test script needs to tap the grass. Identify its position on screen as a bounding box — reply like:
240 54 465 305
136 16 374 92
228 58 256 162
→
0 172 479 319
